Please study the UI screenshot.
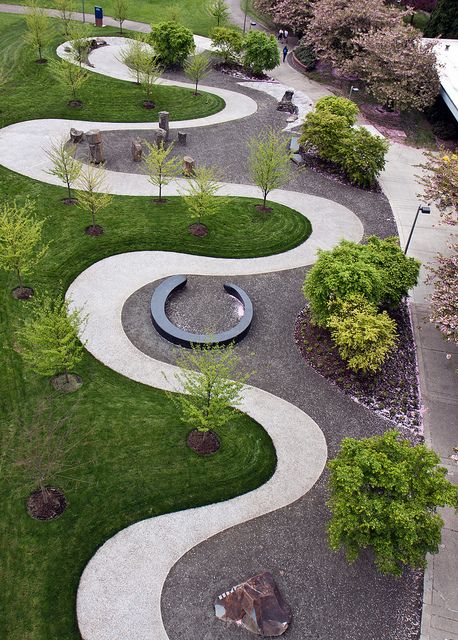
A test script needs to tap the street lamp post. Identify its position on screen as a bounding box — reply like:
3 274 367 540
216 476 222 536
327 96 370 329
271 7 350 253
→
348 85 359 99
404 205 431 254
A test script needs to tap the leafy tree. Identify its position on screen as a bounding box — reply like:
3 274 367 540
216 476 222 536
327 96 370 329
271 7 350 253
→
426 243 458 343
0 199 48 294
243 30 280 76
112 0 129 34
300 110 350 163
424 0 458 38
143 140 181 202
137 51 162 104
208 0 230 26
16 293 86 382
149 22 195 68
272 0 313 34
171 341 250 434
45 137 82 201
345 24 440 111
304 0 404 67
327 294 398 373
248 128 292 210
327 430 458 576
339 127 389 188
54 0 74 36
118 34 146 84
48 58 88 105
75 165 113 233
211 27 244 63
68 22 91 67
418 150 458 226
184 52 211 94
24 3 51 62
182 165 226 225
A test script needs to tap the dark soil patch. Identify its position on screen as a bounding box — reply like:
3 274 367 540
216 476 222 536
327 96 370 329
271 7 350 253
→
12 286 34 300
255 204 273 213
85 224 104 236
51 373 83 393
188 222 208 237
68 99 83 108
35 58 47 64
143 100 155 109
187 429 220 455
152 198 167 204
27 487 67 520
294 302 422 441
61 197 78 205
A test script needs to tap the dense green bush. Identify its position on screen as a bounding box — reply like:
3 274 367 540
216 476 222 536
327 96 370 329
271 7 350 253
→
293 43 317 70
315 96 359 125
339 127 389 189
300 110 349 163
211 26 244 63
149 21 195 68
243 31 280 76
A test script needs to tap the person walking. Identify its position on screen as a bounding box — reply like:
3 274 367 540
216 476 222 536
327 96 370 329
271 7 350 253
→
282 45 288 62
284 29 289 42
278 28 284 40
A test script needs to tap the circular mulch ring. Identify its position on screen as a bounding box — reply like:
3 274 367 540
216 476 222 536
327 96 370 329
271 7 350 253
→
187 429 220 455
255 204 273 213
61 197 78 205
27 487 67 521
85 225 104 236
35 58 48 64
188 223 208 237
12 286 34 300
51 373 83 393
143 100 155 109
68 99 83 108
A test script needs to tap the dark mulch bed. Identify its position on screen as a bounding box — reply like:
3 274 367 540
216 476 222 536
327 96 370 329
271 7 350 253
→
27 487 67 520
85 224 104 236
294 302 422 442
51 373 83 394
11 286 34 300
188 222 208 237
300 150 382 193
187 429 220 455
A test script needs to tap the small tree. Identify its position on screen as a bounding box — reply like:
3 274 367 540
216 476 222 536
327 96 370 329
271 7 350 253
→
45 137 82 202
248 128 292 211
208 0 230 26
327 430 458 576
182 165 226 228
243 30 280 76
0 199 48 297
75 165 113 234
170 342 250 451
138 51 163 106
16 293 86 386
426 243 458 344
24 3 50 63
211 27 244 63
119 35 146 84
327 294 398 373
149 22 195 68
417 150 458 226
339 128 389 189
315 96 359 125
112 0 129 34
184 52 211 94
48 58 88 106
68 23 91 67
143 140 181 203
300 110 350 163
54 0 74 36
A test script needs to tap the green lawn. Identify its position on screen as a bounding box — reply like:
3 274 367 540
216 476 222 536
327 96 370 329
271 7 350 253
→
0 13 224 128
0 0 220 35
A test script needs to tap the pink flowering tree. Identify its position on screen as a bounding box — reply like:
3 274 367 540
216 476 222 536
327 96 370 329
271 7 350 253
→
273 0 312 32
426 244 458 344
418 151 458 226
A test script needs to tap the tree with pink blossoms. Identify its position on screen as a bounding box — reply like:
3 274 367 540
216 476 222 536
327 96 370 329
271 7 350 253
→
273 0 313 33
426 244 458 344
344 24 440 111
418 151 458 226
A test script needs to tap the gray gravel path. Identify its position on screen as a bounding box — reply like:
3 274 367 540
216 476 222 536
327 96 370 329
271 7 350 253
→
122 270 422 640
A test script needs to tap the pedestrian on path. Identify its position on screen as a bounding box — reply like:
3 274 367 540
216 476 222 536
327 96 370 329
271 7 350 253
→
278 28 284 40
284 29 289 42
282 45 288 62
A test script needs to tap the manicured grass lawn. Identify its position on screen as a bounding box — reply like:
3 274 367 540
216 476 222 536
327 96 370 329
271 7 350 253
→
0 164 311 639
0 0 219 35
0 13 224 127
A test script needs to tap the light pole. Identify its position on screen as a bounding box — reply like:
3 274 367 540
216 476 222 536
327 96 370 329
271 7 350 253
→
348 85 359 99
82 0 85 22
404 205 431 254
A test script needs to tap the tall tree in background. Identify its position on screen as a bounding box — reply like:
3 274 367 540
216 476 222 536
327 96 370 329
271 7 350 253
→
424 0 458 38
54 0 74 36
248 128 292 210
112 0 129 34
418 150 458 226
273 0 313 34
24 3 50 63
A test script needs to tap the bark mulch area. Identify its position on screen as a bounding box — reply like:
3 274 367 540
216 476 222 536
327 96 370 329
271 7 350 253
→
51 373 83 394
294 302 422 442
27 487 67 521
187 429 220 455
12 286 34 300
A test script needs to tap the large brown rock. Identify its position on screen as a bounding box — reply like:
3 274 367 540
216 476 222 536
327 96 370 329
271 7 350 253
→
214 571 291 636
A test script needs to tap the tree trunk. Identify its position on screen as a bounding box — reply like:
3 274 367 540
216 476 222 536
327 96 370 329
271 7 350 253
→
91 208 96 227
120 20 123 33
66 178 72 200
15 267 23 288
263 190 267 209
195 79 198 95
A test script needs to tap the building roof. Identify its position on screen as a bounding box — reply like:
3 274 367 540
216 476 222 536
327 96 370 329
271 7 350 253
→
425 38 458 121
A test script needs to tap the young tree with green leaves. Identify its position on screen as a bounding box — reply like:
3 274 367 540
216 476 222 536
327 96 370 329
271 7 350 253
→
45 138 82 202
119 35 146 84
149 22 195 68
0 199 48 298
327 430 458 576
75 165 113 234
138 51 163 106
182 165 226 228
184 52 211 95
48 58 88 106
211 27 244 63
248 128 292 211
24 3 50 63
113 0 129 34
16 293 86 386
54 0 74 36
243 31 280 76
68 22 91 67
209 0 230 26
170 341 250 452
143 140 181 202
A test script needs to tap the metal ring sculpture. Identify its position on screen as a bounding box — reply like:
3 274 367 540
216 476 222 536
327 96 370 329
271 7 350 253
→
150 275 253 348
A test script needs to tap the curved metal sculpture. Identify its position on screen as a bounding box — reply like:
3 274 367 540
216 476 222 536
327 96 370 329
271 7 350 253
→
150 275 253 348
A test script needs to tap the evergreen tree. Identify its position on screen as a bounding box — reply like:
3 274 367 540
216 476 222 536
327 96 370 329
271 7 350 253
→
424 0 458 38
